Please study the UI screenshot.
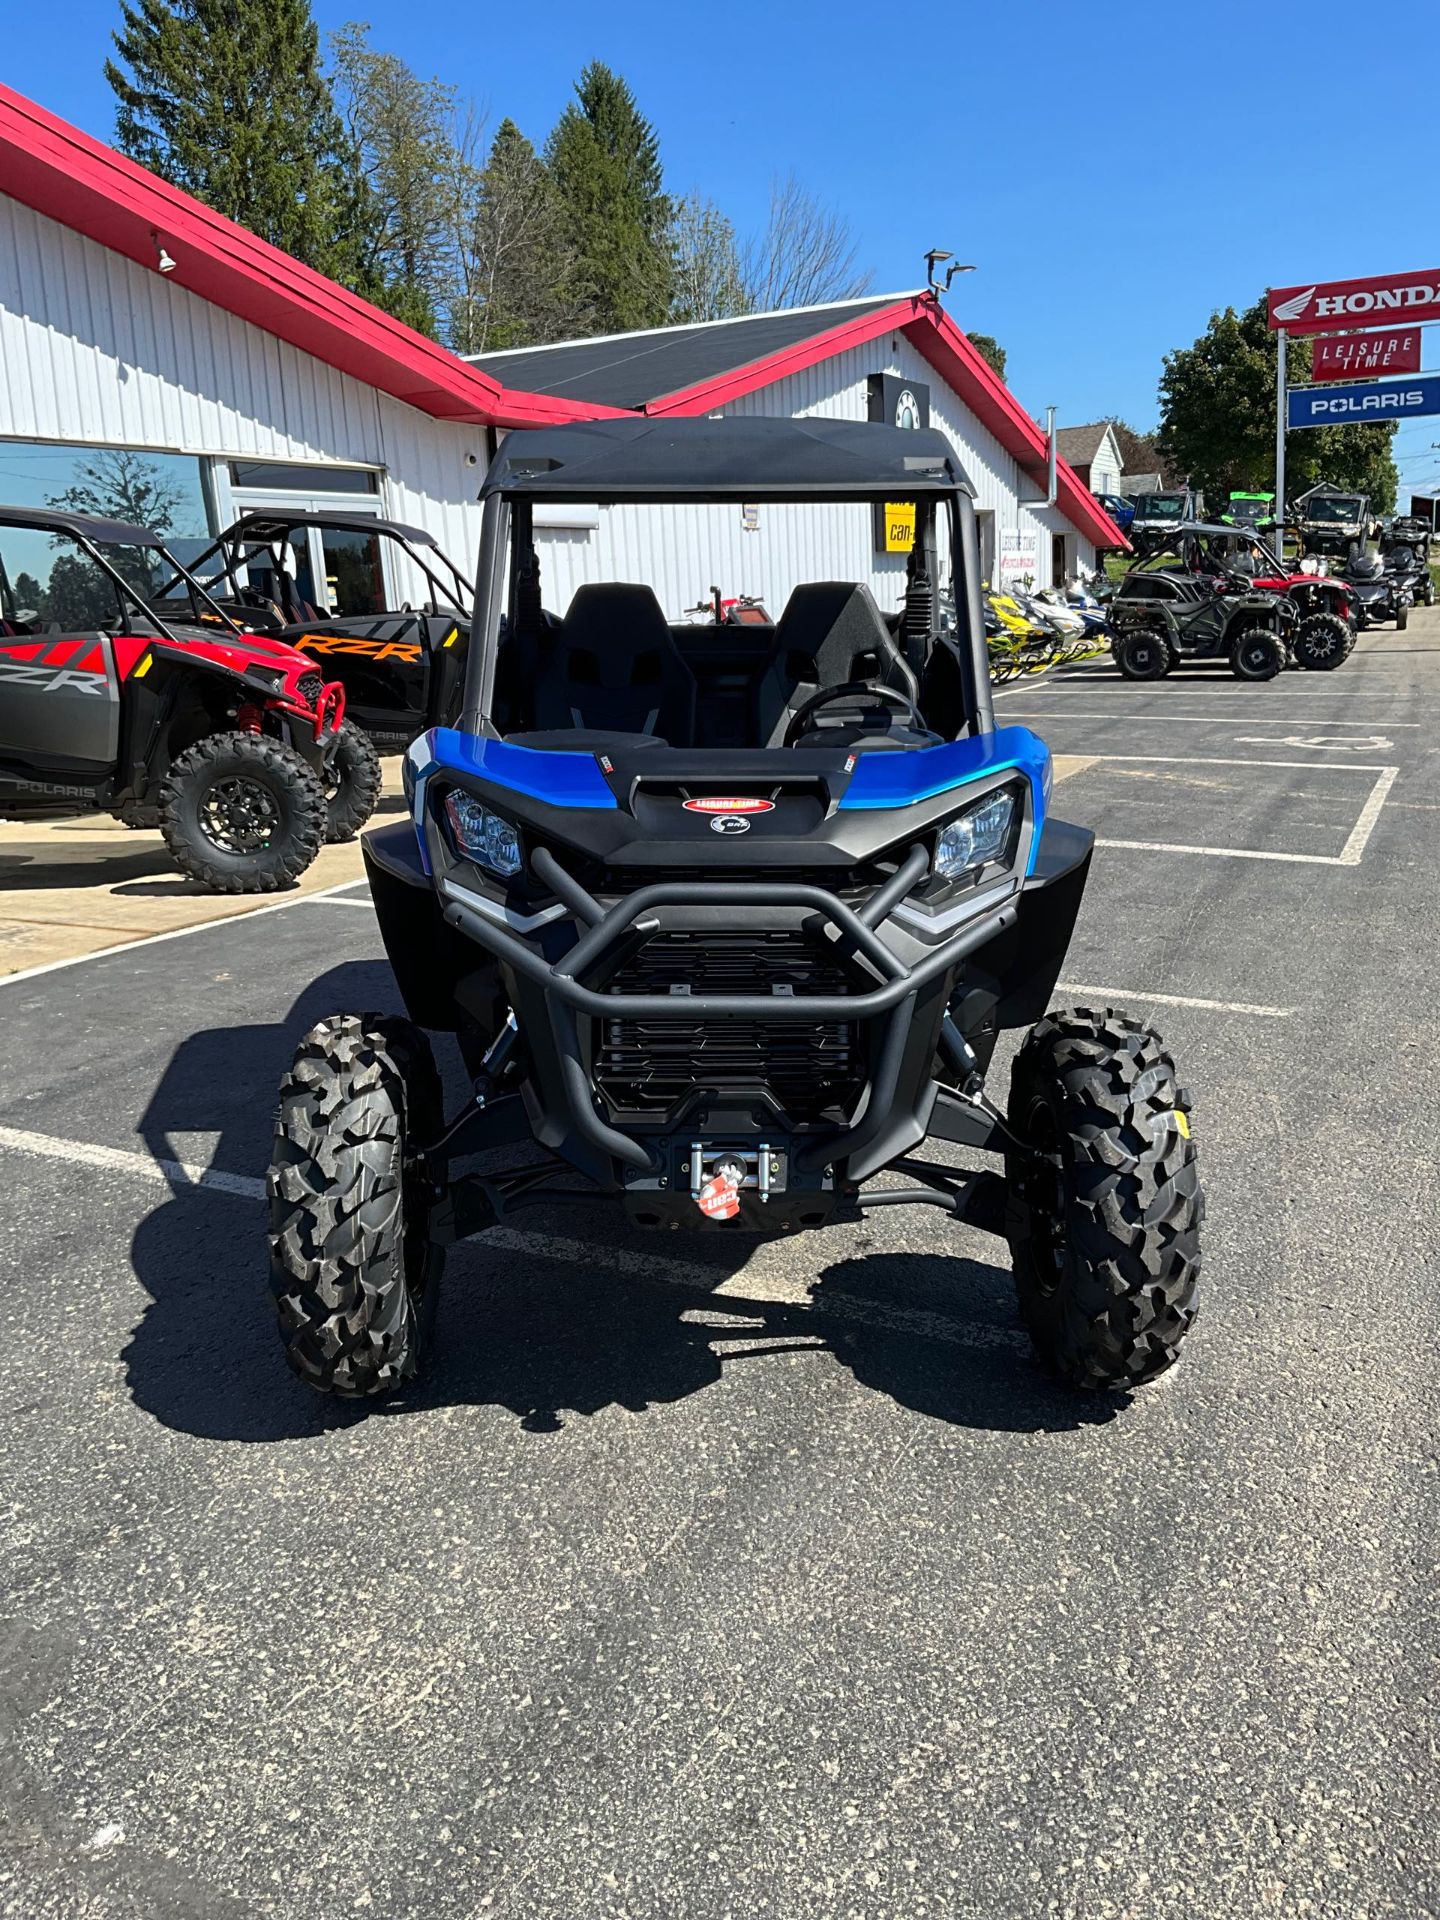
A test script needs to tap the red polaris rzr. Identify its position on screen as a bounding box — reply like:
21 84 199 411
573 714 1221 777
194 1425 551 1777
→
0 505 380 891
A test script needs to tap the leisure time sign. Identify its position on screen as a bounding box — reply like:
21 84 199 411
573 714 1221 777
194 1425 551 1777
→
1268 269 1440 333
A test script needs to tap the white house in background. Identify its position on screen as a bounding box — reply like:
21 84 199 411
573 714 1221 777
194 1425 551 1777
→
0 80 1124 630
1054 422 1125 498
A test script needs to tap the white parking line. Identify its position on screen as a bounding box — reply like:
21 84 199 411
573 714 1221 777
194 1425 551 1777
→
1080 755 1398 867
0 880 372 989
1055 983 1295 1017
0 1123 266 1197
0 1122 1029 1357
1002 710 1421 727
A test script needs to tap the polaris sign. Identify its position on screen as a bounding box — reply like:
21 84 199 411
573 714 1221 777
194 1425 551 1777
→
1268 269 1440 333
1287 374 1440 429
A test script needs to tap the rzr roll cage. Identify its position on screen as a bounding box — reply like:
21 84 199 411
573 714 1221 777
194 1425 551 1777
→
0 504 245 643
165 512 473 623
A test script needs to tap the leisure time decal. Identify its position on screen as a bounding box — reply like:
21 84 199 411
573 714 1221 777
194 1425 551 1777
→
1269 269 1440 333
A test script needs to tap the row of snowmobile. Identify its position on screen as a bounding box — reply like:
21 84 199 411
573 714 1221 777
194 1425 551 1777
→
980 578 1113 680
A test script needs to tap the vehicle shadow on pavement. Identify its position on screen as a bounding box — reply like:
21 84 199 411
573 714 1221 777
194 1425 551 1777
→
812 1254 1121 1433
122 963 1110 1444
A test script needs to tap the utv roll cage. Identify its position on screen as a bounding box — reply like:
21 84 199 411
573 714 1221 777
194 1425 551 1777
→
0 503 249 643
460 417 996 739
165 511 472 624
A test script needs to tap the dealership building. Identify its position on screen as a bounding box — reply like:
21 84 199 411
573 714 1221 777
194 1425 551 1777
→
0 82 1120 627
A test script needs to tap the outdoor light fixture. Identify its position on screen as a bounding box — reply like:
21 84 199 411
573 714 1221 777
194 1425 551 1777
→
925 249 976 298
153 235 177 274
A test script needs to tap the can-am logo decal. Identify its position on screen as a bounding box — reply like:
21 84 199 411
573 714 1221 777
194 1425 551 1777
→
682 796 775 814
1269 269 1440 332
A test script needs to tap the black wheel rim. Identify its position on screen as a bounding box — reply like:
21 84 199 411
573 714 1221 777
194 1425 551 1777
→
199 775 280 854
1245 643 1269 672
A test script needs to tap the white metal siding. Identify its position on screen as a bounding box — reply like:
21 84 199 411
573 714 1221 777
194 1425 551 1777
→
0 194 488 603
1 192 1098 609
535 328 1094 605
1086 428 1123 498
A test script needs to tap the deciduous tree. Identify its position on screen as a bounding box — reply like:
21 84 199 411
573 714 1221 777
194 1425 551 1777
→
453 120 586 353
671 194 749 324
741 174 871 313
330 23 470 338
1158 298 1398 509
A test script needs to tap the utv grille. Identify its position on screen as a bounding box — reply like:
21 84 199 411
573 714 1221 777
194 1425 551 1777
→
297 671 324 707
594 928 865 1124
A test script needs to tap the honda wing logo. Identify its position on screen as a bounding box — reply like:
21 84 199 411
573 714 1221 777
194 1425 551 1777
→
1270 268 1440 331
1273 286 1316 323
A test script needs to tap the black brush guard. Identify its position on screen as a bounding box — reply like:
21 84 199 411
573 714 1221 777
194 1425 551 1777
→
362 816 1093 1239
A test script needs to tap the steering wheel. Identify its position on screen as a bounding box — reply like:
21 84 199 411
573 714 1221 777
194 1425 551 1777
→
783 680 925 747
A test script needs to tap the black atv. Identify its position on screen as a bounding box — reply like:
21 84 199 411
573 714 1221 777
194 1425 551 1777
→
1378 517 1434 609
0 506 379 891
168 511 472 748
1109 541 1297 679
267 417 1204 1405
1127 487 1203 557
1341 550 1411 631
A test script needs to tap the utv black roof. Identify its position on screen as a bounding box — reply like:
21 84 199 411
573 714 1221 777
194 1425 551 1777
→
220 509 444 548
482 417 976 503
0 503 165 546
1162 521 1261 541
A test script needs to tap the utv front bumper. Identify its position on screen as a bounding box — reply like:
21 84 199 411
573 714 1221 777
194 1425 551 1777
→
363 811 1093 1228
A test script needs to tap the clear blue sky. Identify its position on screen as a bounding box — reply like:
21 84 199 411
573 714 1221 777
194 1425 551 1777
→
6 0 1440 497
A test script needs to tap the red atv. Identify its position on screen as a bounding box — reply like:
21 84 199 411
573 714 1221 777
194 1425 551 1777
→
0 505 380 891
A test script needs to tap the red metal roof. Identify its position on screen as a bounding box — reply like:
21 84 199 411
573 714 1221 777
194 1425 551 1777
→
0 83 626 431
0 84 1123 549
648 294 1128 552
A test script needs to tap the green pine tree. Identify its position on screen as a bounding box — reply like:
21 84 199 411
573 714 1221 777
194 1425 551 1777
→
106 0 374 288
545 62 673 333
967 333 1006 381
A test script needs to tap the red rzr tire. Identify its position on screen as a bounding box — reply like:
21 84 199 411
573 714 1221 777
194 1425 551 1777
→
158 731 325 893
323 720 383 843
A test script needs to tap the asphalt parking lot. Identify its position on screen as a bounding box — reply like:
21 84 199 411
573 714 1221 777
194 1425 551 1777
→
2 625 1438 1920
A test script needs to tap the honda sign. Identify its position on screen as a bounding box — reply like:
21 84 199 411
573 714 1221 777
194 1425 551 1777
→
1269 270 1440 333
1311 329 1424 381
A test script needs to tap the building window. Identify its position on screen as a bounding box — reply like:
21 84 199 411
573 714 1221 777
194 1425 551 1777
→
227 460 379 494
0 441 211 627
0 440 211 542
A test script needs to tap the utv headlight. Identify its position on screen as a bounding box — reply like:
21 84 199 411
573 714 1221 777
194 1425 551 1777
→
443 790 523 876
935 787 1017 879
